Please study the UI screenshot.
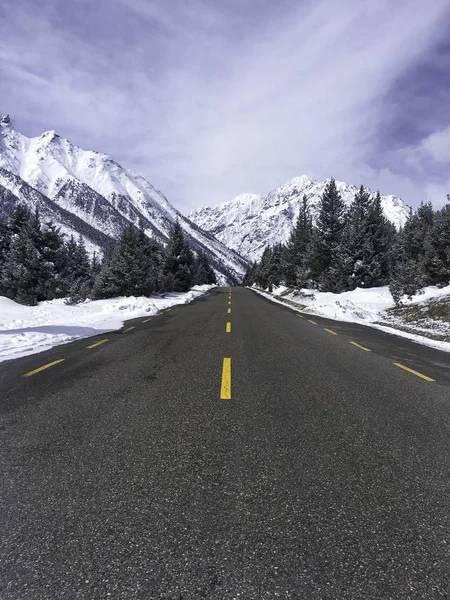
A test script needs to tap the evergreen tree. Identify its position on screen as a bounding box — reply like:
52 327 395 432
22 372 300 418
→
195 250 217 285
163 220 195 292
268 243 284 289
254 246 272 288
339 188 395 290
93 225 150 299
283 195 313 287
424 200 450 286
0 217 10 296
308 178 346 291
36 222 69 300
388 205 431 303
243 262 257 287
66 236 93 304
1 227 42 305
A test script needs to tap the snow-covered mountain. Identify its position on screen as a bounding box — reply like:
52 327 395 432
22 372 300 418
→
0 115 248 282
189 175 410 262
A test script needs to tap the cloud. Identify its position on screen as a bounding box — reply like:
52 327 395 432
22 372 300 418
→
421 125 450 163
1 0 450 211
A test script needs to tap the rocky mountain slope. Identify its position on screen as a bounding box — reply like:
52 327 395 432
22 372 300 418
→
0 115 248 282
189 175 409 262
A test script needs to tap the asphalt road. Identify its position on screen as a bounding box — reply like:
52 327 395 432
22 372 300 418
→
1 287 449 599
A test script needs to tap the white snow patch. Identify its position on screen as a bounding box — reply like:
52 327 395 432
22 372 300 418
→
0 285 215 363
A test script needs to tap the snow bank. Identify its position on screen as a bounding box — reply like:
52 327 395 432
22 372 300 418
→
253 284 450 353
0 285 215 363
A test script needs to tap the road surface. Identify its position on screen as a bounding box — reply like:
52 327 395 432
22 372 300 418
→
1 287 449 599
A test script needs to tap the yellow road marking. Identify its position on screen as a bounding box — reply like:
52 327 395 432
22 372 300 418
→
350 341 371 352
86 339 108 349
308 319 317 325
142 317 152 323
228 308 231 314
324 328 337 335
393 362 435 382
297 315 304 319
122 326 135 333
23 359 65 378
220 358 231 399
166 308 172 312
226 322 231 333
228 301 231 305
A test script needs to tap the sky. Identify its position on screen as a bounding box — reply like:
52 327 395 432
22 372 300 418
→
1 0 450 212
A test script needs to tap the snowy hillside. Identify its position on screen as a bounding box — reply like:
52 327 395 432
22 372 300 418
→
189 175 409 262
0 115 248 282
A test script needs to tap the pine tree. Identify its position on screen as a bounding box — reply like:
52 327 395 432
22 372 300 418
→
339 188 394 290
366 192 396 286
0 217 10 296
308 178 346 291
268 243 283 289
195 250 217 285
1 227 42 305
163 220 195 292
283 195 313 287
243 262 257 286
424 200 450 286
36 222 69 300
254 246 272 288
93 226 143 298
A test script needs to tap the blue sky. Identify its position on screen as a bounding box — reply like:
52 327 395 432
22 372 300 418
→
1 0 450 211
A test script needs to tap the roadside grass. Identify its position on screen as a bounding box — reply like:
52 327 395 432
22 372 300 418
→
379 294 450 342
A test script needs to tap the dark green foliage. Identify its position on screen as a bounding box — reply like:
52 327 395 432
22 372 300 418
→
339 189 395 290
246 180 450 304
284 195 313 287
195 250 217 285
0 207 216 306
308 178 346 291
162 220 196 292
93 225 160 299
424 201 450 286
1 226 42 305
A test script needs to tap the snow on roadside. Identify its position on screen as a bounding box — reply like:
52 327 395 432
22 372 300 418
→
252 285 450 353
0 285 215 363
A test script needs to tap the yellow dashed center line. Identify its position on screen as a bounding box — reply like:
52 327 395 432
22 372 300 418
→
166 308 172 312
393 362 435 382
297 315 304 319
228 301 231 305
308 319 317 325
349 341 371 352
324 328 337 335
122 326 135 333
23 359 65 378
142 317 152 323
86 339 109 349
220 358 231 400
226 322 231 333
228 308 231 314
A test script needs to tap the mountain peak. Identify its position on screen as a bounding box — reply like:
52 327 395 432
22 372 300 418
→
189 176 410 261
0 115 248 283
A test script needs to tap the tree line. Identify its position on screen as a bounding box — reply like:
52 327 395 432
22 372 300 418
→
243 178 450 303
0 204 216 306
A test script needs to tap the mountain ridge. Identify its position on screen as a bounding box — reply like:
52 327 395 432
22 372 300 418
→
189 175 410 262
0 115 248 282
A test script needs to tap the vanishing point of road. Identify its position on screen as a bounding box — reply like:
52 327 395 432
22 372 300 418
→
1 287 449 599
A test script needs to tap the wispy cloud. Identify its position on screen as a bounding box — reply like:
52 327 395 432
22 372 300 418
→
1 0 450 210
